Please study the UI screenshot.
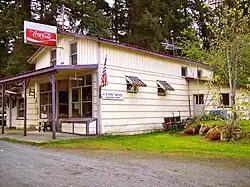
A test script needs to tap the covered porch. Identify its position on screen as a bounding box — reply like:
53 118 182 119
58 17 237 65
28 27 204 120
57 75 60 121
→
0 64 99 139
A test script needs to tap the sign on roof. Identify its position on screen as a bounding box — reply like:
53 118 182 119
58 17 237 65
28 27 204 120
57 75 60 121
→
24 21 57 47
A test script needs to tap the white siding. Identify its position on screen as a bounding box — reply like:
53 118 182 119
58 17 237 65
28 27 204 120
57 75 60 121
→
30 33 249 135
189 82 249 119
6 84 39 128
35 34 98 69
35 49 50 70
99 44 213 134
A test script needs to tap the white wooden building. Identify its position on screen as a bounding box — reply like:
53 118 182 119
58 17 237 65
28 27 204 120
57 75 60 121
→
2 31 249 136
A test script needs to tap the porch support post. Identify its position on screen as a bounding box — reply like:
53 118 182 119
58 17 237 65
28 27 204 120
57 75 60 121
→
48 73 56 139
1 84 5 134
22 79 30 136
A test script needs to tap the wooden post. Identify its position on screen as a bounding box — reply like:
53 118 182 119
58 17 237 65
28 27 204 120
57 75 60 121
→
9 97 12 128
48 74 56 139
22 80 30 136
1 84 5 134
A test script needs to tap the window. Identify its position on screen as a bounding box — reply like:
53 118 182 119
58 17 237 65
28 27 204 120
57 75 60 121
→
126 80 138 93
50 49 56 66
17 98 24 118
195 94 204 104
125 76 146 93
70 43 77 65
40 83 52 119
197 69 202 79
158 87 166 96
220 93 230 106
71 74 92 118
181 66 187 77
156 80 174 96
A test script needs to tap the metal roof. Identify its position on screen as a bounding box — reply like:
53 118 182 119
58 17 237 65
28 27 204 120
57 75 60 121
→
126 76 147 87
156 80 174 91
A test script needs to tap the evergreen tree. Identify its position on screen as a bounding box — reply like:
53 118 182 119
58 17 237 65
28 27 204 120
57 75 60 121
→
111 0 127 41
125 0 164 51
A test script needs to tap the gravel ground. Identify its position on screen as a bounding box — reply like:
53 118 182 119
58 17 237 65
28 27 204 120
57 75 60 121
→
0 141 250 187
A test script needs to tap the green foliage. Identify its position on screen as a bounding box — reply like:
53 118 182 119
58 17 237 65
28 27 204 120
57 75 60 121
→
63 0 111 38
127 7 163 51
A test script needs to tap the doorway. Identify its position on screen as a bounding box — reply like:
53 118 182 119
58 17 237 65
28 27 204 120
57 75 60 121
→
193 94 204 116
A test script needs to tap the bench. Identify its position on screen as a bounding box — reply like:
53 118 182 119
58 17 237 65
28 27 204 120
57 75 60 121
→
38 120 52 132
162 111 184 131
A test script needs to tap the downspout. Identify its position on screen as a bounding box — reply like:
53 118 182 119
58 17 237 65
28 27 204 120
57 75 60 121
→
187 80 191 117
97 42 102 135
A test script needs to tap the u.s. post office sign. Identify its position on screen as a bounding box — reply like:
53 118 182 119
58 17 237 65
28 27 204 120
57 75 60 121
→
101 91 123 100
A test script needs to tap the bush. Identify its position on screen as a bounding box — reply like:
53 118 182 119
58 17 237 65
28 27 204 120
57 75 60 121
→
201 113 225 121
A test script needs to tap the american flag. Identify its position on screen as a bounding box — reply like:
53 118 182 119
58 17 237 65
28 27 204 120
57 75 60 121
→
101 55 108 87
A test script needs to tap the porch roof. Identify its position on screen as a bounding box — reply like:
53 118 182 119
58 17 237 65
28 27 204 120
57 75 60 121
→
0 64 98 85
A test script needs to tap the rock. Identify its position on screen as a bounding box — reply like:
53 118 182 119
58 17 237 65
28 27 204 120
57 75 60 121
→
206 127 221 140
199 125 211 136
220 129 230 142
182 127 195 136
193 125 201 135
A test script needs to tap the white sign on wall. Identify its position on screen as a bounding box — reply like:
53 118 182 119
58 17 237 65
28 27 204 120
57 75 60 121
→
102 91 123 100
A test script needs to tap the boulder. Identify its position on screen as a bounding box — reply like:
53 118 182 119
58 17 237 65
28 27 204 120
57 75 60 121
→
199 124 211 136
206 127 221 140
220 129 230 142
193 125 201 135
182 127 195 136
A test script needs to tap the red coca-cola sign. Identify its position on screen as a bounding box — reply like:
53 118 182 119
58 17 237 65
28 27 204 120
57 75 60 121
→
24 21 57 47
26 29 57 46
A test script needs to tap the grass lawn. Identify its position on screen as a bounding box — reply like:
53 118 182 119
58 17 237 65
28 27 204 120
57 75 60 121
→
42 120 250 159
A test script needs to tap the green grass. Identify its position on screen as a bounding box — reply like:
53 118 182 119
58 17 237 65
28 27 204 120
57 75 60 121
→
2 120 249 160
240 120 250 132
200 120 224 126
42 130 250 159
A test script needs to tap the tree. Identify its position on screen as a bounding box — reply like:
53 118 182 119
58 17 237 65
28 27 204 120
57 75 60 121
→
159 0 191 48
126 7 163 51
188 0 216 50
181 0 250 127
57 0 111 38
111 0 127 41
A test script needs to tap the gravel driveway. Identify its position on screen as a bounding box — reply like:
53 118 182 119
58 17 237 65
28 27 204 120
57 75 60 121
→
0 141 250 187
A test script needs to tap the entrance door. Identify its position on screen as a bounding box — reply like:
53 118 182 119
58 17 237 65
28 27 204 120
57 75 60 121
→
58 91 69 118
193 94 204 116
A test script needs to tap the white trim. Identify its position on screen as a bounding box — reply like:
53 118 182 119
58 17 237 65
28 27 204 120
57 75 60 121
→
97 42 102 135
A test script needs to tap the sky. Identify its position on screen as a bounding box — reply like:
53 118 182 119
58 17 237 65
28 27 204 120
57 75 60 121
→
105 0 114 6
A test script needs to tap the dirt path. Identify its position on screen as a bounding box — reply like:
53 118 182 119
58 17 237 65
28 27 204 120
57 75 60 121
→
0 141 250 187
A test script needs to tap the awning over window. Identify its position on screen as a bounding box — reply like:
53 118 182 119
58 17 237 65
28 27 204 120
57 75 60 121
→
157 80 174 91
126 76 147 87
